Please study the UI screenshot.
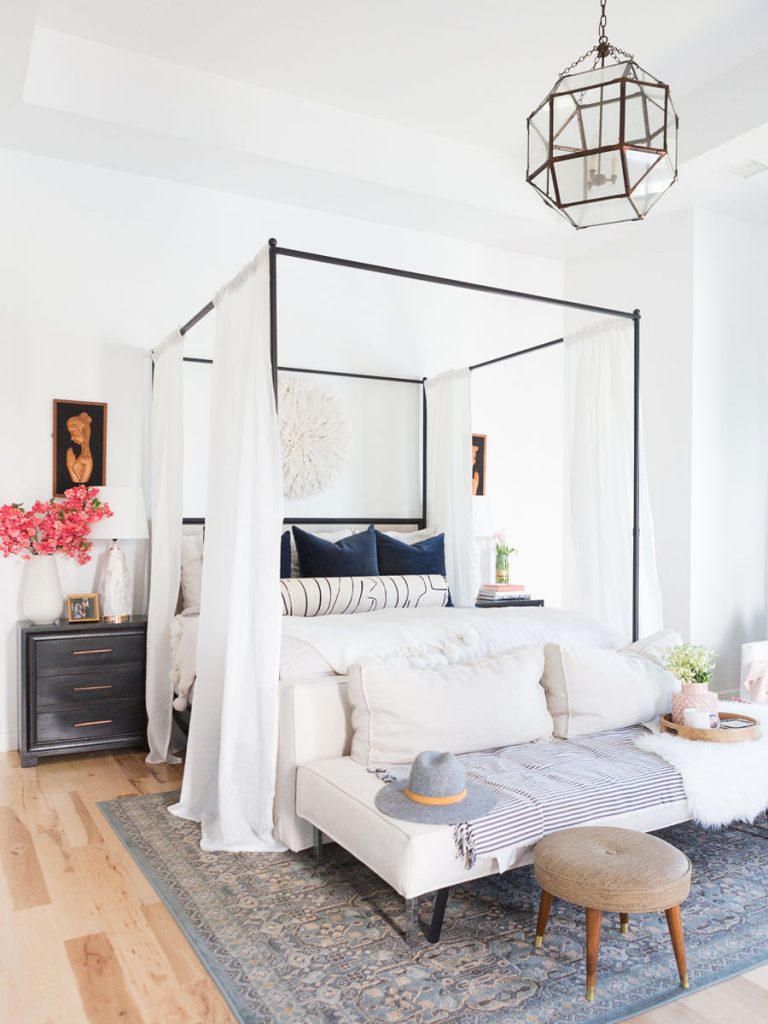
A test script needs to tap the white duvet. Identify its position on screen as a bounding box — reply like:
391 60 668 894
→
171 605 624 707
280 606 623 675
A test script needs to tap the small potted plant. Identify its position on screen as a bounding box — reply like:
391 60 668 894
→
494 531 517 585
664 643 718 725
0 486 112 624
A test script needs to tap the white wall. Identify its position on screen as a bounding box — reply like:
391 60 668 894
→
689 211 768 690
0 147 563 751
567 209 768 692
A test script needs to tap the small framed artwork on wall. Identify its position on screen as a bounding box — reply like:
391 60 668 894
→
53 400 107 497
472 434 487 496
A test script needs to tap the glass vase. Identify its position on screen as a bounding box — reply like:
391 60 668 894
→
495 552 510 585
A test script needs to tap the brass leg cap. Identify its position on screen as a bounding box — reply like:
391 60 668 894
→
534 935 543 949
586 985 596 1002
620 922 629 935
681 974 690 989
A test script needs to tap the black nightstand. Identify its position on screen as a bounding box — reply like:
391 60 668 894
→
475 599 545 608
18 617 147 768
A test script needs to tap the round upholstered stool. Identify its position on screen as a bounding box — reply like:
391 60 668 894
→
533 826 692 1001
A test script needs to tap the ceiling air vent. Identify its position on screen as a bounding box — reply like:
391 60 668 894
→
729 160 768 179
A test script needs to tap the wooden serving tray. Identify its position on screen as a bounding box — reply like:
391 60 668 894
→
660 712 761 743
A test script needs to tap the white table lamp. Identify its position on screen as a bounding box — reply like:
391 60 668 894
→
472 496 496 588
89 486 149 622
472 496 495 539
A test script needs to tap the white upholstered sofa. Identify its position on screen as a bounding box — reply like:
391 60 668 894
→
275 620 691 940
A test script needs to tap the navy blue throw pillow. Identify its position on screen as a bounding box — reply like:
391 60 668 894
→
280 531 291 579
293 524 379 578
375 531 447 577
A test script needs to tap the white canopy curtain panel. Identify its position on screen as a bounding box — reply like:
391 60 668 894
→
146 330 184 764
425 368 474 607
563 319 663 639
170 247 286 852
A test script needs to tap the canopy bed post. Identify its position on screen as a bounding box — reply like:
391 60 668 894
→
632 309 641 643
269 237 279 400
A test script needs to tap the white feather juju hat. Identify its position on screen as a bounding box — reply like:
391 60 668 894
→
279 376 352 498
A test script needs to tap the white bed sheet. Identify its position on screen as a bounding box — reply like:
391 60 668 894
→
170 612 337 706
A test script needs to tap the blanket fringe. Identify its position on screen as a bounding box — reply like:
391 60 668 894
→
454 822 476 869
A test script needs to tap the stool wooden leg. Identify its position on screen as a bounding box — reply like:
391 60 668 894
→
665 905 690 988
534 890 554 948
585 908 603 1002
619 912 629 935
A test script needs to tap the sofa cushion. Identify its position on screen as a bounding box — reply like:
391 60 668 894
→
348 647 551 767
542 632 682 739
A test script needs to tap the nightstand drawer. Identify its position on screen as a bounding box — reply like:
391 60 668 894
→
35 703 146 745
35 665 144 708
34 632 145 674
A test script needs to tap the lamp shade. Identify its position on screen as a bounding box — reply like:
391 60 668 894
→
88 486 149 541
472 496 495 538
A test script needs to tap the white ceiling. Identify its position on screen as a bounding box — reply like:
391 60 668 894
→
36 0 768 157
1 1 767 256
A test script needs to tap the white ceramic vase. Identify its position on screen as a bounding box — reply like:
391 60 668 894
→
22 555 63 625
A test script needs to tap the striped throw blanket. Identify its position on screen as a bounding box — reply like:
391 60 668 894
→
375 728 687 867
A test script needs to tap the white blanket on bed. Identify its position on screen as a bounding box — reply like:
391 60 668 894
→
280 606 623 675
635 701 768 827
170 612 199 710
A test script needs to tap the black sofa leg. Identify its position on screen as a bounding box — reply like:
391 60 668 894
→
427 887 451 943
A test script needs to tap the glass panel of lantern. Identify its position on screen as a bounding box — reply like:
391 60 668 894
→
527 100 551 176
623 80 667 152
566 195 642 229
554 149 627 208
630 152 677 217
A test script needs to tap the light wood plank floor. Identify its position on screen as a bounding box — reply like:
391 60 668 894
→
2 748 767 1023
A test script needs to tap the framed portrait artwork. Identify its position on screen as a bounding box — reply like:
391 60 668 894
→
67 593 101 623
53 400 107 497
472 434 487 496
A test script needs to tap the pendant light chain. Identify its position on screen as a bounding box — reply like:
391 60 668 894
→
598 0 608 44
556 0 634 79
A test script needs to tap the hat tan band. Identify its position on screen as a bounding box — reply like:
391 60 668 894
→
404 787 467 807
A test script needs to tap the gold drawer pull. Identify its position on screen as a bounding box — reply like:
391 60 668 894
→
73 719 113 728
72 684 113 693
72 648 112 656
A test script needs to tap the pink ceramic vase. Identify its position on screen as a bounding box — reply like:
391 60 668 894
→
671 682 718 725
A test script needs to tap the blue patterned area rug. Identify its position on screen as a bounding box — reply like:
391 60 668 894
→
99 792 768 1024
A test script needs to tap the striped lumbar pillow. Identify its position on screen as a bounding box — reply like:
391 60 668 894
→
280 574 448 617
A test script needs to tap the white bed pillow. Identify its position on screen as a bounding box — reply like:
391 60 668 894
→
180 534 204 613
542 630 682 739
380 525 441 544
281 574 448 616
348 646 551 766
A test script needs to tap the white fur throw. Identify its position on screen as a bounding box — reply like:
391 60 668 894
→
635 701 768 827
279 377 351 498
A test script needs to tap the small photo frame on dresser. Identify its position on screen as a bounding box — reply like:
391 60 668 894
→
67 593 100 623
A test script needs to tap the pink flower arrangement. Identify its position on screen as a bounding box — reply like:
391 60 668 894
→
0 486 112 565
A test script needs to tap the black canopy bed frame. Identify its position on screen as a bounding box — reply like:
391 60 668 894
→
176 237 643 641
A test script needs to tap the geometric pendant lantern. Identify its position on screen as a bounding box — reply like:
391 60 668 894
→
526 0 678 229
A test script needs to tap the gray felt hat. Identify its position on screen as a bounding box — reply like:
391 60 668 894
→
374 751 497 825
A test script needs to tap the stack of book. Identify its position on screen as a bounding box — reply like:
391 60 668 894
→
477 584 531 602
